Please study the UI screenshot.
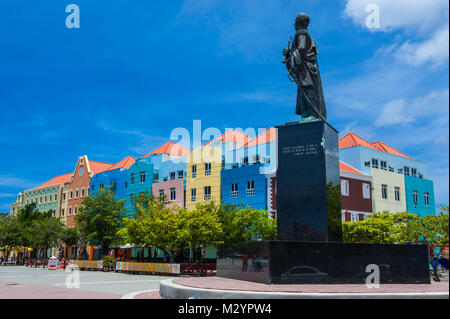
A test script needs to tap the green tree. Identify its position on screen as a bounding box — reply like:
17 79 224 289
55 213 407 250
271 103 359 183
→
75 187 126 257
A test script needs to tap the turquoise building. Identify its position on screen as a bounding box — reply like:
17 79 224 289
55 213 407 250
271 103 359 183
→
404 175 436 217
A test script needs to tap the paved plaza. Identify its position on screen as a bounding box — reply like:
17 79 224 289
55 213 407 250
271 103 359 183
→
0 266 168 299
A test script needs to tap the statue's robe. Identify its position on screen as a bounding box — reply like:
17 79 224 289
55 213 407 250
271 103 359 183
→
290 29 327 120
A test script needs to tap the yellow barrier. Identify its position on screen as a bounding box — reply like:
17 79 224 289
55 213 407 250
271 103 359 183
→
70 260 103 270
115 261 180 274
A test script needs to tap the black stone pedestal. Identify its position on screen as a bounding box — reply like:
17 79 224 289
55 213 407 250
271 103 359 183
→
276 121 342 242
217 241 430 284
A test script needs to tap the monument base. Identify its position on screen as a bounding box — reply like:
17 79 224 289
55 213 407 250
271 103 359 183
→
217 241 430 284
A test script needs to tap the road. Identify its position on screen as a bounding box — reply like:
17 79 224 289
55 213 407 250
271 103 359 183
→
0 265 170 298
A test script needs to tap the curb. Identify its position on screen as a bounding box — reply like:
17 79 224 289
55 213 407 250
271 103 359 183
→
159 279 449 299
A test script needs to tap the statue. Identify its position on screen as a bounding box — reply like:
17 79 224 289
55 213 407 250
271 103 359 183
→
283 13 327 122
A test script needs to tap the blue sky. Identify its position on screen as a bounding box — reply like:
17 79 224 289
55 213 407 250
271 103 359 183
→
0 0 448 212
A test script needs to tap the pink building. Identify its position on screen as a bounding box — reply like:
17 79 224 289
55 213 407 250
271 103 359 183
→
152 178 185 209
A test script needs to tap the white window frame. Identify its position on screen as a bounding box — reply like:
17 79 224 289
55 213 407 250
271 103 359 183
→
192 165 197 178
140 171 146 183
341 179 349 196
424 192 430 206
394 187 401 201
204 186 211 200
246 180 255 196
170 188 176 201
205 163 211 176
413 190 418 206
231 183 238 198
381 185 388 200
191 188 196 202
362 183 370 199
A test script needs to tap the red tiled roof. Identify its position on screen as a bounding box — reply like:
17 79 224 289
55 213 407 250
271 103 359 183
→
37 173 73 188
242 128 276 148
108 156 136 170
339 161 363 175
203 130 251 147
370 141 413 159
339 132 412 159
142 142 190 158
89 161 115 175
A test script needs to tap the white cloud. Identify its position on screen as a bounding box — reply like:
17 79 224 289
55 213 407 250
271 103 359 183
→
394 25 449 67
375 89 449 127
344 0 449 67
344 0 449 33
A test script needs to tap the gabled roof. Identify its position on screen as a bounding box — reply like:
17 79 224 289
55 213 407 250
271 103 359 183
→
339 161 363 175
242 127 276 148
37 173 73 188
370 141 413 159
108 156 136 170
88 160 115 175
203 129 251 147
141 142 190 158
339 132 413 159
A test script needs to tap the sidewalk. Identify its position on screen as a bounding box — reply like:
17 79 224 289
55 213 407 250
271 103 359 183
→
152 277 449 299
0 280 122 299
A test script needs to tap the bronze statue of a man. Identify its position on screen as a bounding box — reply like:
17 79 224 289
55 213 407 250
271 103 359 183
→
283 13 327 121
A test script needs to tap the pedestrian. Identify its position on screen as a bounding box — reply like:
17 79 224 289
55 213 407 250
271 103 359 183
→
242 253 248 272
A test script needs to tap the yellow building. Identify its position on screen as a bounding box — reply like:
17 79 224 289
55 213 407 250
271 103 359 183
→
9 193 23 216
185 145 223 210
371 168 407 213
185 130 251 210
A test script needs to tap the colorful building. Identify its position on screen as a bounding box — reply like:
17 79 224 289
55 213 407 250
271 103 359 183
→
340 162 373 221
186 130 250 210
339 132 436 216
22 173 72 218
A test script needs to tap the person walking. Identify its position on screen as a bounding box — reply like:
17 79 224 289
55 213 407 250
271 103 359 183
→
242 253 248 272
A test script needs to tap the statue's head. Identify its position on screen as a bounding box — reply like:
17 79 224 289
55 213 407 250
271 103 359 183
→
295 13 310 30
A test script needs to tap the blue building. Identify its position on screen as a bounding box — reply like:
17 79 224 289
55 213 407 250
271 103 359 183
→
404 175 436 217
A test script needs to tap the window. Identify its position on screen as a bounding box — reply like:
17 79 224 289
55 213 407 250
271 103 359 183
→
246 180 255 196
99 184 104 190
351 213 359 222
124 182 128 189
381 185 388 200
242 157 249 166
341 179 349 196
413 191 418 206
231 183 238 198
81 188 85 197
44 196 47 203
362 183 371 199
191 188 196 202
61 209 65 217
205 163 211 176
170 172 176 180
372 159 379 169
159 189 164 200
54 194 58 201
253 155 260 164
170 188 176 201
395 187 400 201
380 161 387 170
424 192 430 206
404 166 410 176
204 186 211 200
364 161 371 167
75 189 79 198
138 171 145 183
389 166 395 172
192 165 197 178
129 194 134 205
419 173 423 179
263 157 270 164
411 168 417 177
40 197 43 203
178 170 184 179
74 206 77 215
79 167 84 177
232 163 239 169
68 207 72 216
130 173 135 185
153 173 159 183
